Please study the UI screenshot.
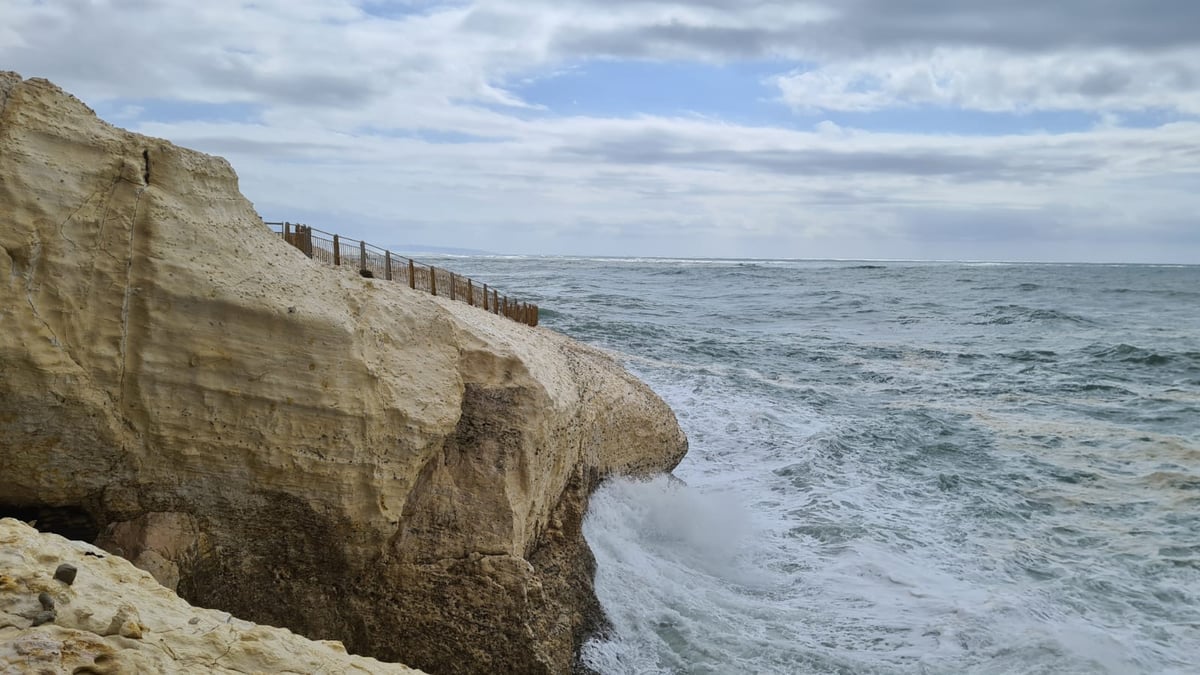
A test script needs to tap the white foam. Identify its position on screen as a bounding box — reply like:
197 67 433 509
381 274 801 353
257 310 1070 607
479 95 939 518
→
581 476 793 673
580 371 1195 673
581 470 1158 673
562 259 1200 674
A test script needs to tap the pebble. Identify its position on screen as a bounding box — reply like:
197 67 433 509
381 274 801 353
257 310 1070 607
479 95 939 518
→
54 563 77 585
30 609 56 627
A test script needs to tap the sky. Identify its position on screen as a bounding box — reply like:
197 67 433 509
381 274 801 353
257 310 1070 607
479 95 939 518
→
2 0 1198 262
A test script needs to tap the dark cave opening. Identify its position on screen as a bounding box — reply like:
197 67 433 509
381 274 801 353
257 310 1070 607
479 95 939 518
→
1 504 100 542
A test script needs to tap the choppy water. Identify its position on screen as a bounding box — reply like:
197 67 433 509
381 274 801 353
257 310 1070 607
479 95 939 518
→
431 257 1200 674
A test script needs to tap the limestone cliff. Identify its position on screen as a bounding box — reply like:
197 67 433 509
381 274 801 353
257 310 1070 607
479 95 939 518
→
0 519 426 674
0 72 688 674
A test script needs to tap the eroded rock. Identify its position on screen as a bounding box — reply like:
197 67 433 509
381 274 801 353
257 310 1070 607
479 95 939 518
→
0 72 688 673
0 519 423 674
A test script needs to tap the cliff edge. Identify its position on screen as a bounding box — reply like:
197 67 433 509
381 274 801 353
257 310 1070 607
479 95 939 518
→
0 72 688 674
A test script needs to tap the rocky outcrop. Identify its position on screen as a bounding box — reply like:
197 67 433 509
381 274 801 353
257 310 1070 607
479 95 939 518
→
0 518 426 674
0 72 688 674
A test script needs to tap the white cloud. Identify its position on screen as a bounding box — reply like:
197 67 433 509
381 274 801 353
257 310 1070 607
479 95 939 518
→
8 2 1200 118
776 48 1200 114
132 110 1200 259
2 0 1198 261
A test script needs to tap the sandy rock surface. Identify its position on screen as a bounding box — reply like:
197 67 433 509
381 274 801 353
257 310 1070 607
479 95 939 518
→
0 518 424 674
0 72 687 674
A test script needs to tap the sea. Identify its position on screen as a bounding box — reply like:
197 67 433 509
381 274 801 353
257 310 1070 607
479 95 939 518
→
426 256 1200 675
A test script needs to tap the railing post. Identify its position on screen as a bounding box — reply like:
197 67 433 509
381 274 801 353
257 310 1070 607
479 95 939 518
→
385 251 392 281
467 280 474 306
302 225 313 257
283 221 291 244
429 266 437 295
360 240 367 273
408 260 415 289
493 290 499 314
482 284 489 310
333 234 341 266
449 272 456 301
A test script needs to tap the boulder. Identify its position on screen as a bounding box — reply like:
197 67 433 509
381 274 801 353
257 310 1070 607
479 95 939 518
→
0 72 688 673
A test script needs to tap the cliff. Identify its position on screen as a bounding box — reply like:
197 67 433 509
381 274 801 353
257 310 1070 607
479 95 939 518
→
0 519 426 674
0 72 688 674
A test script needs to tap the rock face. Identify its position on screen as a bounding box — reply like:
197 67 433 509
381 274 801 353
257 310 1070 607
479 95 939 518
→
0 518 426 674
0 72 688 674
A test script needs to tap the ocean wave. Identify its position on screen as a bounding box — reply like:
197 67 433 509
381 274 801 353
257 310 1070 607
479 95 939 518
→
1087 343 1196 367
1001 349 1059 363
971 304 1093 325
1103 286 1200 300
1057 382 1136 395
1139 471 1200 492
501 256 1200 674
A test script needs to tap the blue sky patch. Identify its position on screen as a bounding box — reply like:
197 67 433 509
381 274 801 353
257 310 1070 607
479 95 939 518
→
804 108 1098 136
356 0 459 20
501 58 1176 136
509 59 800 126
356 126 510 144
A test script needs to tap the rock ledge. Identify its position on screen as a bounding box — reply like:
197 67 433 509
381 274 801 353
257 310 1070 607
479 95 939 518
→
0 518 425 674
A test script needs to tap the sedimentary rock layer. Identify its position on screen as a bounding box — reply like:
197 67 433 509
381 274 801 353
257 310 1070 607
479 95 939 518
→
0 72 688 674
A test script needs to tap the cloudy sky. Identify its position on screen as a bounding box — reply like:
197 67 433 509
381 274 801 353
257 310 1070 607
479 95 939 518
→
3 0 1198 262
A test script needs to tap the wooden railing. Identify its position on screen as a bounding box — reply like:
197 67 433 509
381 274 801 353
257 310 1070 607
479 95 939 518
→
267 222 538 327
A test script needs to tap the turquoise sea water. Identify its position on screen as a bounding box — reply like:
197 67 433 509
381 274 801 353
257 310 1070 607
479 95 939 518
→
433 257 1200 674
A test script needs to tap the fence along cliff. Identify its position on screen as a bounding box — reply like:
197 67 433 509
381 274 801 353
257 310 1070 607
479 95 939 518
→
271 222 539 327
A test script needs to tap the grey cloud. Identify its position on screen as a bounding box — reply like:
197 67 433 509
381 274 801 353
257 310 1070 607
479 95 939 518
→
461 8 534 34
196 65 381 107
171 136 346 159
543 0 1200 60
1144 215 1200 245
557 132 1104 183
1074 68 1134 98
1165 64 1199 89
108 0 162 9
894 205 1200 263
805 188 879 206
832 0 1200 53
557 21 784 59
2 3 385 109
894 207 1068 244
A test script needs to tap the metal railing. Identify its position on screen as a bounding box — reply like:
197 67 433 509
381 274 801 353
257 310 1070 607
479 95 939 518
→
267 222 538 327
